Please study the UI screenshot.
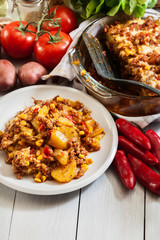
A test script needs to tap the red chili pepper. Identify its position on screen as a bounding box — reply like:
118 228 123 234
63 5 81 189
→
43 146 50 158
145 129 160 168
118 136 158 165
65 114 75 124
84 130 89 135
81 120 86 125
80 121 88 134
40 124 45 131
60 151 64 156
116 118 151 150
127 154 160 195
30 148 34 154
113 150 136 190
32 107 39 113
49 130 52 137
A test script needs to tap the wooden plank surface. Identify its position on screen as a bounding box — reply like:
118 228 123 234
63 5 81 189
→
145 191 160 240
1 3 160 240
77 167 144 240
145 123 160 240
9 190 80 240
0 184 15 240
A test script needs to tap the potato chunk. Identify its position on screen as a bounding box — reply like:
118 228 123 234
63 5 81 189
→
21 126 33 136
59 126 80 141
51 160 77 183
88 127 104 137
54 149 69 165
39 105 49 116
31 117 40 132
31 105 49 132
48 130 68 149
58 117 74 127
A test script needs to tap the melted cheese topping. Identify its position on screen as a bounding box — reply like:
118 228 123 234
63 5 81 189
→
105 18 160 94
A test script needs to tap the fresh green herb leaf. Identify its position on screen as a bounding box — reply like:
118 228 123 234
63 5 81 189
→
121 0 137 15
86 0 99 18
70 0 158 19
81 0 106 18
107 1 122 16
105 0 120 7
133 3 146 17
145 0 157 8
95 0 105 13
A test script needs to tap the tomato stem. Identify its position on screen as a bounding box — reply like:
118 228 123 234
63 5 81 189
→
39 29 63 44
14 6 64 44
35 13 47 40
44 6 62 30
15 21 36 35
35 12 62 42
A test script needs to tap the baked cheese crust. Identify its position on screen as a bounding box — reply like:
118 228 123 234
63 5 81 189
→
104 18 160 95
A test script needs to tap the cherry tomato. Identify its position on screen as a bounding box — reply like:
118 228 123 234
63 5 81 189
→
43 5 77 34
1 21 36 59
34 31 72 70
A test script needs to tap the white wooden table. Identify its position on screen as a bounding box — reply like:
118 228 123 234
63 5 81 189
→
1 3 160 238
0 85 160 240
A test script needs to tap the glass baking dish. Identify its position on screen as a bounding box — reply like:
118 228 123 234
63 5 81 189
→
69 10 160 118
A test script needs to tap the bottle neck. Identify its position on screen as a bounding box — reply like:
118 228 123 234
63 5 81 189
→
17 0 43 7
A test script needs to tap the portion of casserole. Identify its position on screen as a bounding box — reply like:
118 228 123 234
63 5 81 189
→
104 18 160 95
0 96 104 183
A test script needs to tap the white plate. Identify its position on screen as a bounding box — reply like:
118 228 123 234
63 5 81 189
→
0 85 118 195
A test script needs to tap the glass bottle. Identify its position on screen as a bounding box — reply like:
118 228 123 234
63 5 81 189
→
0 0 8 17
17 0 44 22
8 0 46 22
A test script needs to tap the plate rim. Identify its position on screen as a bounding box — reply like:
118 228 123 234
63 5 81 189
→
0 85 118 195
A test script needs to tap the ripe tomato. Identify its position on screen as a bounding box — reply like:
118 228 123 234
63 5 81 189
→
43 5 77 34
34 31 72 70
1 21 36 59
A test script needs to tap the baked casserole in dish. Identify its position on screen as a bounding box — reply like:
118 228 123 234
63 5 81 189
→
104 18 160 96
69 10 160 118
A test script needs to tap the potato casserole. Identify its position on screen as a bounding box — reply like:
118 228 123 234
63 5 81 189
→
104 17 160 95
0 96 104 183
